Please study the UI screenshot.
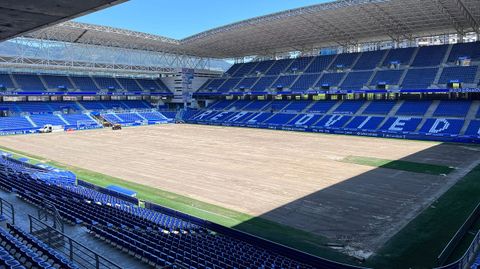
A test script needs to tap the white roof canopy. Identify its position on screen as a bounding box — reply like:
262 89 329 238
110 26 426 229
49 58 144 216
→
22 0 480 59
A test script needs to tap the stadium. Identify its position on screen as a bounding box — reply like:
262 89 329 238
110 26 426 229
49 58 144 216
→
0 0 478 268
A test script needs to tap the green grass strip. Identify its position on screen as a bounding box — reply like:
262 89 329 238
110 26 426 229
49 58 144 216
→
367 164 480 269
342 156 454 175
0 145 354 264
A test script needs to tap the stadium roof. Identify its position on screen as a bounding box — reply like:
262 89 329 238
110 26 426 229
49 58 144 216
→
22 0 480 59
0 0 126 42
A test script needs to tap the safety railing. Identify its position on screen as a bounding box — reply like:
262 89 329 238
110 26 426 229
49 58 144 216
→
0 197 14 225
29 215 122 269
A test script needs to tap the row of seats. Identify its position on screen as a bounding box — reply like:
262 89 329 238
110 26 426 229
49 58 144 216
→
187 109 479 137
0 156 315 268
201 42 480 93
0 101 162 132
0 73 170 93
200 67 478 93
79 100 152 111
0 101 151 114
101 111 172 124
5 224 79 269
184 99 480 138
224 43 479 77
0 223 81 269
0 114 99 131
206 99 477 117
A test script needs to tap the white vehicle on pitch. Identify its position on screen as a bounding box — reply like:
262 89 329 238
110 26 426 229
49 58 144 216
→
39 124 64 133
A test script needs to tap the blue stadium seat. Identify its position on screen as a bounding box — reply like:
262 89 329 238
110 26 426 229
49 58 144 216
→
0 73 15 89
93 77 122 90
0 116 34 131
251 76 277 92
290 74 321 92
382 47 416 66
352 50 386 70
447 42 480 62
263 100 291 111
438 66 478 84
224 63 242 76
13 74 45 91
62 114 98 127
288 114 322 126
282 101 312 112
227 100 252 110
231 62 258 77
308 101 337 113
363 101 396 115
79 102 106 110
122 100 152 109
115 113 144 123
315 73 346 88
30 114 65 126
287 57 314 73
271 75 298 90
345 116 384 130
0 102 20 113
380 117 422 133
379 117 422 132
401 68 438 89
136 78 164 91
411 45 448 67
419 118 464 135
206 111 236 122
244 112 273 124
201 78 226 92
396 100 432 116
330 52 360 69
41 75 74 90
333 100 364 114
208 100 236 110
433 101 471 117
224 111 255 123
465 120 480 137
15 102 74 113
340 71 373 90
235 77 259 90
242 101 271 111
70 76 99 91
116 78 142 91
263 113 297 125
265 59 293 75
370 70 405 86
248 60 275 75
218 78 241 92
304 55 335 73
313 115 351 129
159 111 175 119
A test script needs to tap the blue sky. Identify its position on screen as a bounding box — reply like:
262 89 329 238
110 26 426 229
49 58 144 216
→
75 0 329 39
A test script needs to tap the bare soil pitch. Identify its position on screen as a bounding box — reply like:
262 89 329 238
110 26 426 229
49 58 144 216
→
1 124 478 253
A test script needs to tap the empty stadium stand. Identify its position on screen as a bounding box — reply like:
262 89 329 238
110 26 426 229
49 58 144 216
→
183 98 480 143
0 154 322 268
197 41 480 95
0 42 479 144
0 100 173 134
0 72 172 95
